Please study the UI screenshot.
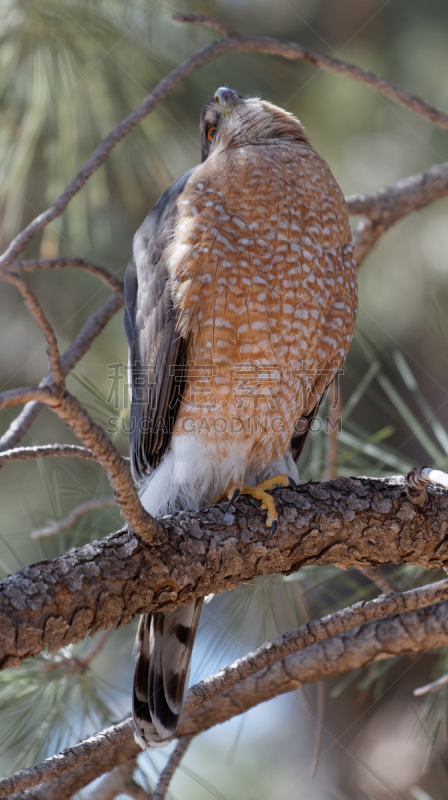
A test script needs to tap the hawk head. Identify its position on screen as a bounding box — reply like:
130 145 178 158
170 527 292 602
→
200 87 310 162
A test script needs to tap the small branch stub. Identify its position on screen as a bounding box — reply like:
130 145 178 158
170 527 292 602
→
406 466 448 506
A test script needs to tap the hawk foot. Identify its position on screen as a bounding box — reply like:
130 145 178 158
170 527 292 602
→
222 474 294 536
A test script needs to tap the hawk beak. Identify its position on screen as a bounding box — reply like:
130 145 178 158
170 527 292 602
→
214 87 240 114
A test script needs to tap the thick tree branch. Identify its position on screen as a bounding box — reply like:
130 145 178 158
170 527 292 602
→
6 734 140 800
5 585 448 799
0 476 448 668
180 597 448 737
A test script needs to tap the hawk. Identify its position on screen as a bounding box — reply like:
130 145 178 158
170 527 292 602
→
124 87 358 749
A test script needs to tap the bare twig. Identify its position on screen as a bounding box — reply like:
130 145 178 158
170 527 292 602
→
59 290 124 375
49 391 154 539
88 758 149 800
1 23 448 461
0 401 42 452
0 291 124 452
42 630 113 675
0 386 152 538
174 13 238 37
1 271 64 393
176 15 448 130
31 496 117 539
0 386 59 411
0 444 96 467
152 736 193 800
9 259 124 293
311 681 325 779
2 18 448 274
348 160 448 264
360 565 396 595
414 673 448 697
5 582 448 798
80 629 113 666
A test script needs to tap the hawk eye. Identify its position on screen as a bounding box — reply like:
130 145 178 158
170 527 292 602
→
207 125 217 142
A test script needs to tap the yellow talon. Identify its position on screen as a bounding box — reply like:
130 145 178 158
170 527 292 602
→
223 474 292 534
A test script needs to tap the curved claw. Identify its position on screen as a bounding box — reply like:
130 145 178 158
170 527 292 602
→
224 487 241 513
268 519 278 538
288 477 297 490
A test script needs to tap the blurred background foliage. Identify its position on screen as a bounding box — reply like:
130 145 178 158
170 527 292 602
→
1 0 448 797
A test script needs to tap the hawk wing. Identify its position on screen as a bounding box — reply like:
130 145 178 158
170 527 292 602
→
291 401 322 462
124 169 194 482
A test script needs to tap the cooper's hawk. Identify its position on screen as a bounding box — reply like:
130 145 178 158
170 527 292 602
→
124 87 358 749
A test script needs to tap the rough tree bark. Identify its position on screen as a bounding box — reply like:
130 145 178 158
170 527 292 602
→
4 585 448 799
0 477 447 669
1 12 448 798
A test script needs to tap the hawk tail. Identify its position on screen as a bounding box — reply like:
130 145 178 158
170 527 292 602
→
133 598 204 748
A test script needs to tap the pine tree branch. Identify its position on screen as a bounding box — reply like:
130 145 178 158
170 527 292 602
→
1 15 448 275
0 476 447 669
2 16 448 800
6 735 140 800
179 596 448 737
5 583 448 799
